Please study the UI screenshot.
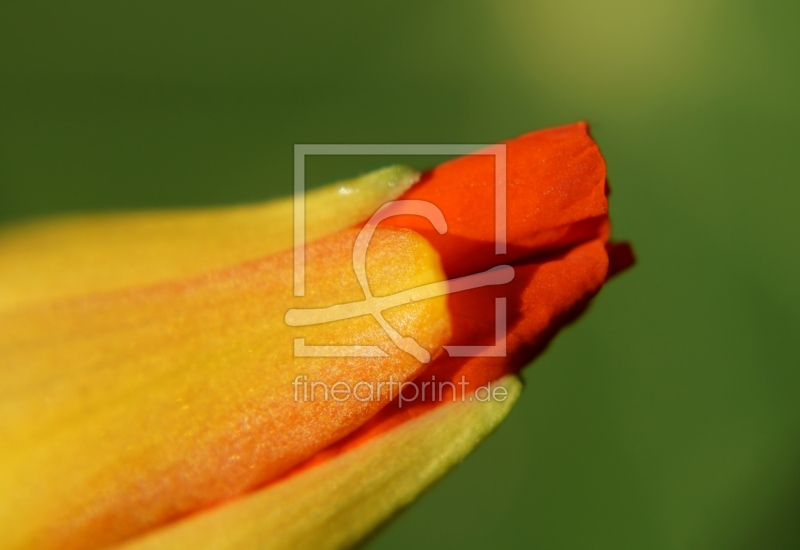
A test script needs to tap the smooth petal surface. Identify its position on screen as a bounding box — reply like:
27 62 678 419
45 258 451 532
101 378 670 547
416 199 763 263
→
0 122 629 550
384 121 608 277
116 375 521 550
105 122 618 550
304 237 609 462
0 226 449 550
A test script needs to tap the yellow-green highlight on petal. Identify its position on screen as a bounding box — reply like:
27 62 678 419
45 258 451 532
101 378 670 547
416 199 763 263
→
0 165 419 310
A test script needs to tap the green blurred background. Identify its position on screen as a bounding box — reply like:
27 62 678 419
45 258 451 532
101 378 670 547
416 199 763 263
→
2 1 798 548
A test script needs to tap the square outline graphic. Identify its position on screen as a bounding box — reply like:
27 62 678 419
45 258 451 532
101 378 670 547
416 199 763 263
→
291 143 508 359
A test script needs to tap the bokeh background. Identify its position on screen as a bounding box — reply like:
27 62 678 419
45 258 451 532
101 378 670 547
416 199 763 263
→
2 1 798 548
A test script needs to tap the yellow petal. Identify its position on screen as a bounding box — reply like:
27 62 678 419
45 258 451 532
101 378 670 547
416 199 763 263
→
116 375 522 550
0 165 419 310
0 223 449 549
